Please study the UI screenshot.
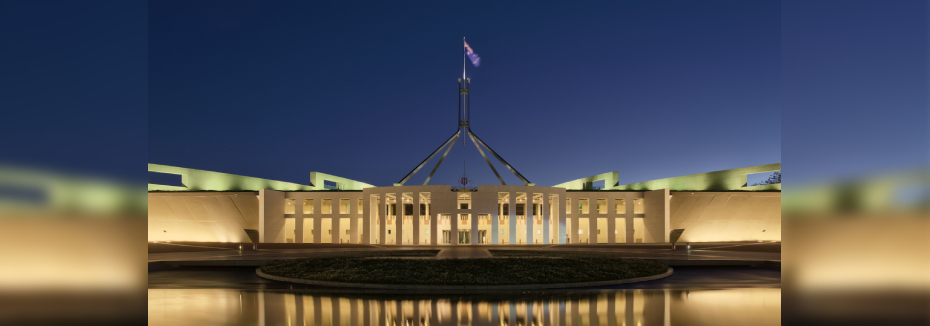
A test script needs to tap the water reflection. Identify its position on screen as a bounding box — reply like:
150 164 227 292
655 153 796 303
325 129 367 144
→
148 289 780 326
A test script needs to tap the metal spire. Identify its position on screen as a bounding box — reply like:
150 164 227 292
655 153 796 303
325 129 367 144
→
395 40 534 187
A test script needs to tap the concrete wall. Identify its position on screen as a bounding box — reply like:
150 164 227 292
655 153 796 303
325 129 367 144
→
148 192 258 242
552 172 619 190
615 164 781 191
149 163 373 191
643 189 670 243
259 189 285 243
670 191 781 242
555 164 781 192
309 172 375 190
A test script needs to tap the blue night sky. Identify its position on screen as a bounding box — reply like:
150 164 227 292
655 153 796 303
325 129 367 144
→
0 1 924 189
149 0 781 187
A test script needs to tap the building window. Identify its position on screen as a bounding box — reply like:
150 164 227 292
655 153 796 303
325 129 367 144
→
386 193 396 216
615 199 625 214
566 199 571 214
458 192 471 209
597 199 607 214
420 193 431 215
633 198 644 214
284 198 296 214
578 199 589 214
339 199 350 214
303 199 314 214
388 230 392 234
358 199 363 214
322 199 332 214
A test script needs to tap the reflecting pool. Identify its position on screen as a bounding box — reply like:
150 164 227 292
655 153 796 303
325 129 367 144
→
148 288 780 326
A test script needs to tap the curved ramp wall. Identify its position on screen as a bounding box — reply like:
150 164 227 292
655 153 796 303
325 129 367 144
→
671 191 781 242
148 192 258 243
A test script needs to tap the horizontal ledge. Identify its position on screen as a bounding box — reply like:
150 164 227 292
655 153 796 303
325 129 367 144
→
256 267 673 292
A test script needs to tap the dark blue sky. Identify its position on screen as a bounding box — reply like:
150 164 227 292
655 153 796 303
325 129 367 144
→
149 0 781 187
0 1 924 189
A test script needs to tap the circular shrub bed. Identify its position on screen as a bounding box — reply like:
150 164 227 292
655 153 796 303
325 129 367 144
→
260 254 667 286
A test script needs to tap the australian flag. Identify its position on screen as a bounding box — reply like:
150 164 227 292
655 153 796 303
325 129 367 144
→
464 40 481 67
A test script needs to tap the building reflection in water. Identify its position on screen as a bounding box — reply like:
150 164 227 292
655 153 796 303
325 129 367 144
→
148 288 780 326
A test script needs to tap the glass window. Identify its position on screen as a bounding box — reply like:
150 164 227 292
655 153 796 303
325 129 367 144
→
303 199 314 214
284 198 295 214
578 199 589 214
516 192 526 215
614 199 625 214
339 199 350 214
322 199 332 214
633 198 644 214
420 193 431 215
458 192 471 209
358 199 363 214
597 199 607 214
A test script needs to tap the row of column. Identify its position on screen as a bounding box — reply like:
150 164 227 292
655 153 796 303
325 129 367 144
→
566 217 638 244
292 216 356 244
259 292 667 326
566 195 643 244
367 193 564 245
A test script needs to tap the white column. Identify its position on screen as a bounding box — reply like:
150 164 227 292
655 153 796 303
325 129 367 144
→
508 192 516 244
396 196 404 245
363 194 370 244
471 198 479 244
430 205 437 245
451 211 459 246
313 214 322 244
526 195 534 244
607 196 616 244
332 210 341 244
295 198 304 244
542 194 549 244
379 194 386 244
413 193 420 245
626 194 634 244
492 200 500 244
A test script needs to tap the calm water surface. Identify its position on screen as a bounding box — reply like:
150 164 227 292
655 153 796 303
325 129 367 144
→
148 267 780 326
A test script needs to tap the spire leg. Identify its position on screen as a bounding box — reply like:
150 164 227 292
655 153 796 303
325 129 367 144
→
469 127 533 186
423 131 460 185
468 130 505 185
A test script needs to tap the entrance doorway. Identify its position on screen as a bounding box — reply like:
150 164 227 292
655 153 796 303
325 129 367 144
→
633 218 644 243
458 230 471 244
578 218 590 244
441 230 451 244
478 230 487 244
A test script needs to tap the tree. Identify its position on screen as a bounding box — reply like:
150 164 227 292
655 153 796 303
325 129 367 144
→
751 171 781 186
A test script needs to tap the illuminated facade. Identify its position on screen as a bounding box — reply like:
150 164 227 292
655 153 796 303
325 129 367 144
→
148 164 781 244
